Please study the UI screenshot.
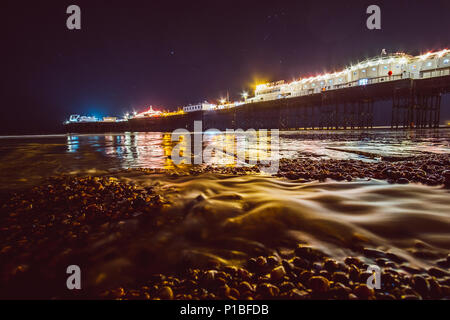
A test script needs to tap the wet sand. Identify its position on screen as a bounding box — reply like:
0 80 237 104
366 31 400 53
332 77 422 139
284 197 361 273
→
1 154 449 299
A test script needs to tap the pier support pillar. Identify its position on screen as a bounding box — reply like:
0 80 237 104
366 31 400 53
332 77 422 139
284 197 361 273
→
392 88 441 129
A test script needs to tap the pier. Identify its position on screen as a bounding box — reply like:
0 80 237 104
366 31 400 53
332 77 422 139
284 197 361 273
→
65 73 450 133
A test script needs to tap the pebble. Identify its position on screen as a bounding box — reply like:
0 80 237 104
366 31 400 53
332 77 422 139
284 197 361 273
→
308 276 330 293
282 259 295 273
348 293 358 300
386 252 407 263
348 264 361 282
344 257 362 267
428 267 449 278
279 281 296 292
292 257 309 269
411 275 429 296
298 270 313 285
158 286 173 300
266 256 279 268
256 283 279 298
323 259 339 273
332 272 350 285
363 248 386 258
294 245 321 261
330 286 349 299
289 288 309 299
270 266 286 282
353 284 374 299
428 278 443 298
436 259 450 268
401 294 421 300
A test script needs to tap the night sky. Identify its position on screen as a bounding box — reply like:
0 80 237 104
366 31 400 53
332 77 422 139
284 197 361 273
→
2 0 450 134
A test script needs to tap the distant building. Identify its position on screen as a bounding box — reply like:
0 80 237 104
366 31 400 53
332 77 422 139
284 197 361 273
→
102 117 117 122
68 115 98 122
134 106 162 118
183 102 216 113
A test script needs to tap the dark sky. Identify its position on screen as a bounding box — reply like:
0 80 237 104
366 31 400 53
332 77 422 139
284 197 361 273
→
1 0 450 134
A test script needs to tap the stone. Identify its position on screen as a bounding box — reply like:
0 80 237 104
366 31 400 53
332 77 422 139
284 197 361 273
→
292 257 308 269
332 272 350 285
309 276 330 293
289 288 309 299
323 259 339 273
353 284 374 299
270 266 286 282
428 267 449 278
411 275 429 296
158 286 173 300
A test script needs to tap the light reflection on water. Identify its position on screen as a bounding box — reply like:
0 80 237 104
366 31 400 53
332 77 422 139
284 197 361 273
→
66 129 450 168
0 129 449 190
